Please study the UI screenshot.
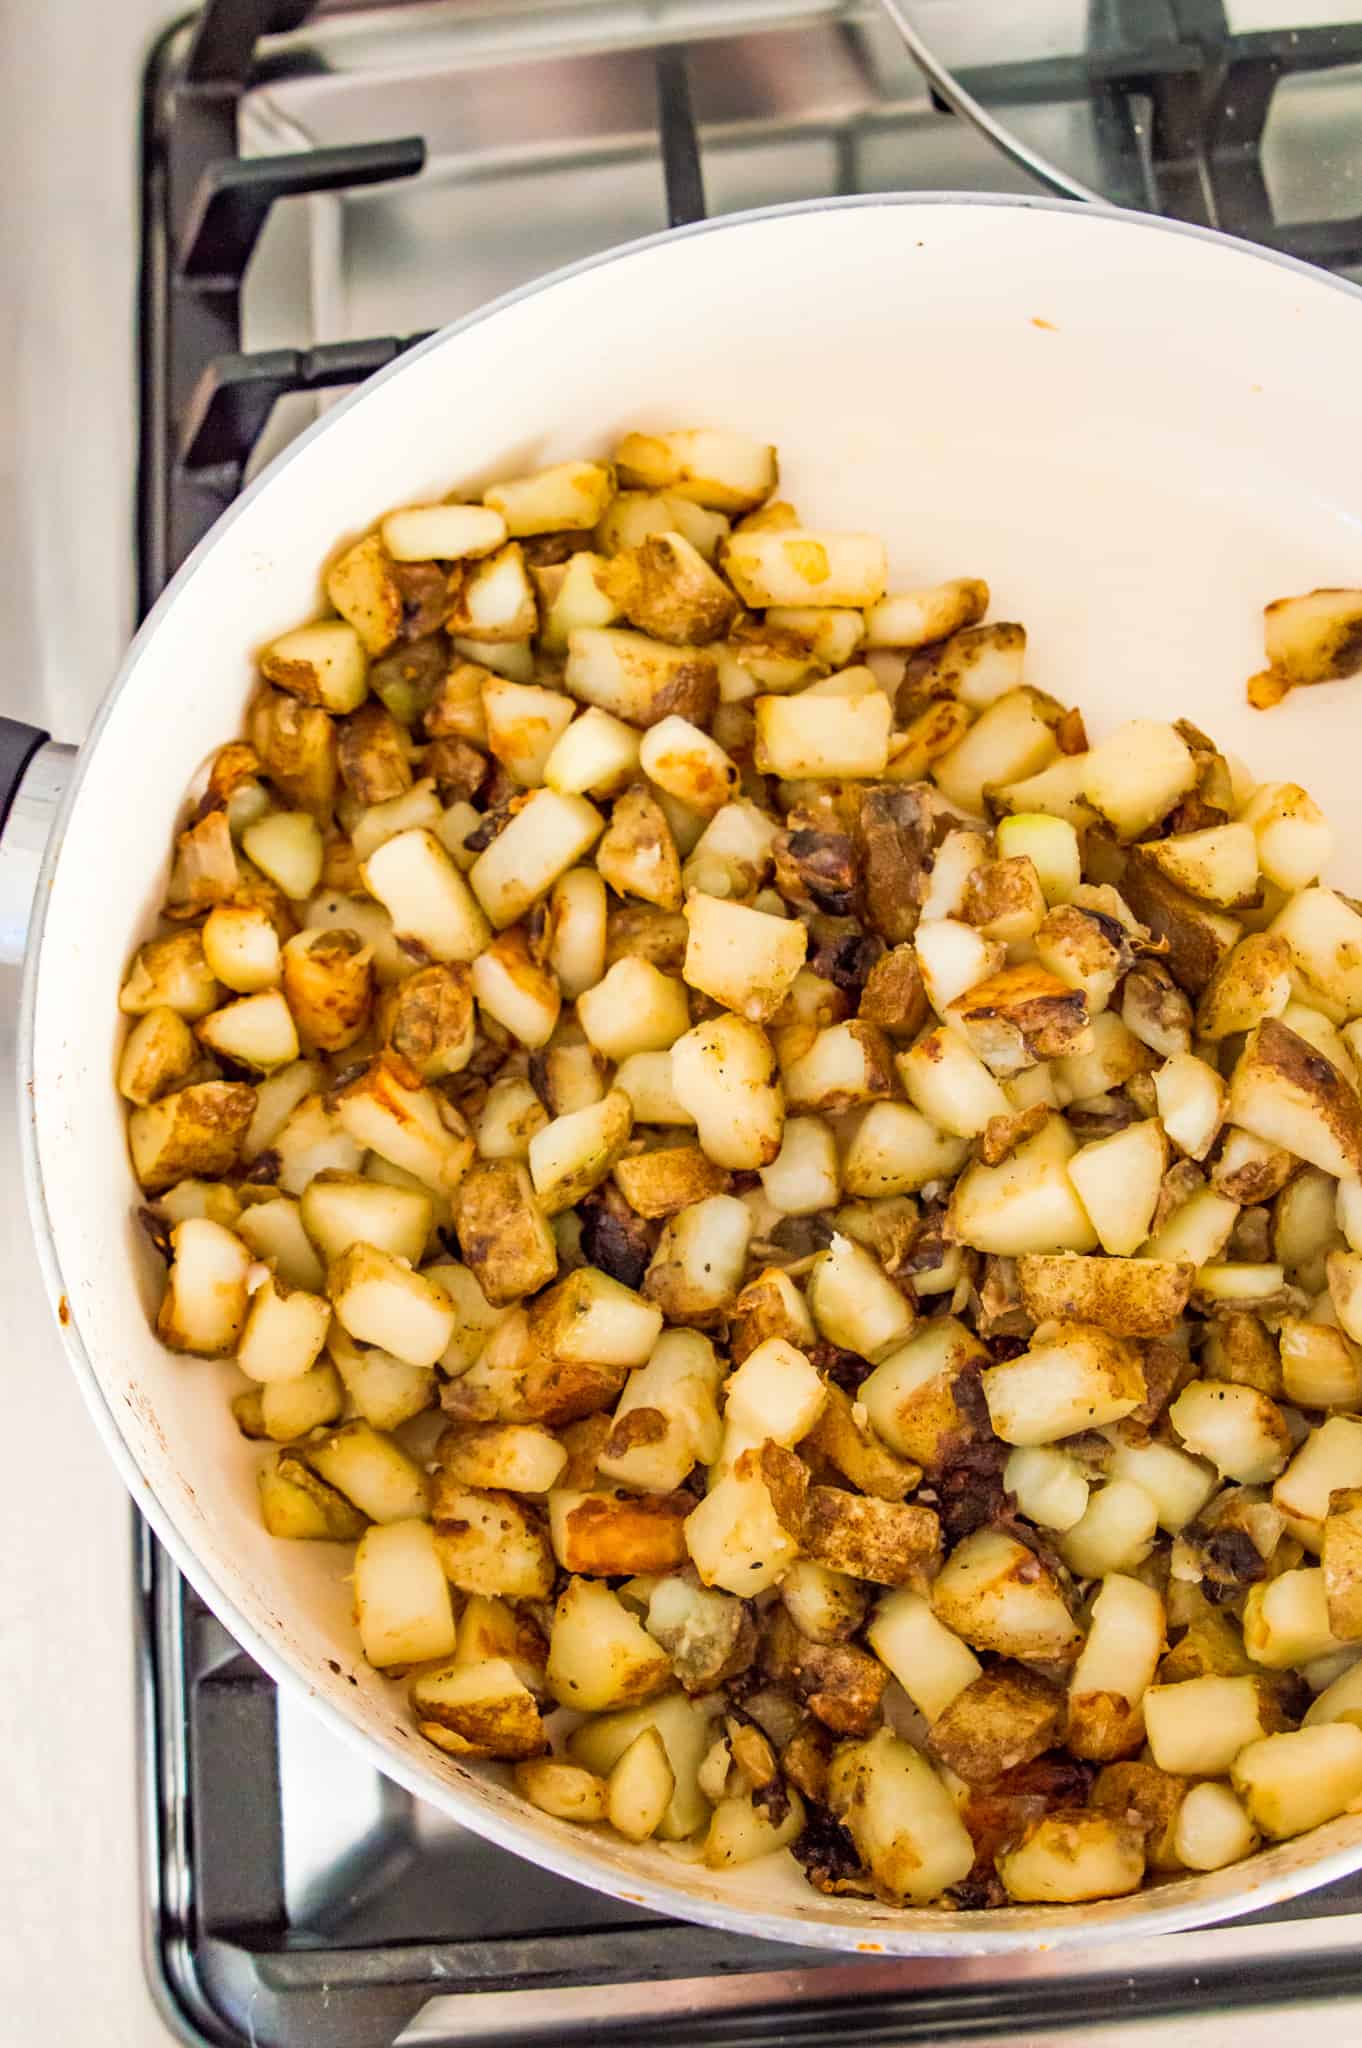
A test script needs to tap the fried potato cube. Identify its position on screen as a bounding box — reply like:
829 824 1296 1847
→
1015 1253 1192 1336
806 1230 914 1362
548 1489 689 1575
353 1519 457 1668
121 929 222 1020
997 1812 1144 1903
1065 1121 1166 1257
948 964 1090 1076
546 1577 673 1711
306 1419 430 1522
328 1242 455 1368
644 1193 752 1325
1263 587 1362 685
804 1383 922 1503
129 1081 256 1193
118 1007 197 1106
982 1322 1146 1444
257 1449 368 1542
614 430 776 513
722 528 886 609
1228 1017 1362 1178
155 1217 251 1357
469 787 605 928
682 893 807 1023
1067 1573 1165 1762
865 577 988 650
685 1441 807 1595
361 827 490 964
528 1265 662 1367
261 617 369 712
411 1656 545 1760
928 1662 1066 1786
453 1160 558 1306
565 627 719 730
608 533 740 648
671 1013 784 1169
931 1528 1081 1660
613 1144 728 1218
1122 854 1242 997
753 691 891 779
784 1020 895 1114
828 1729 974 1904
380 501 506 559
485 459 616 534
527 1090 633 1216
859 1315 988 1470
1232 1722 1362 1839
431 1481 554 1599
1242 781 1333 891
801 1487 941 1587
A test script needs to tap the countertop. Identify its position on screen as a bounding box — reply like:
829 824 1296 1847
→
0 0 173 2037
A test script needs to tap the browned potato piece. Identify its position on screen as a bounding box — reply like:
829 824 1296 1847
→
613 1145 730 1218
801 1487 941 1587
281 928 374 1052
431 1481 555 1599
1263 587 1362 685
248 686 339 817
594 782 683 909
803 1383 923 1502
1228 1018 1362 1179
380 962 476 1080
453 1160 558 1306
1121 852 1241 996
338 700 412 805
1322 1490 1362 1641
548 1489 689 1575
163 810 242 919
779 1631 888 1737
858 946 930 1042
128 1081 256 1193
410 1658 546 1760
606 531 739 646
927 1664 1066 1786
948 964 1090 1074
117 1007 197 1106
1015 1255 1194 1337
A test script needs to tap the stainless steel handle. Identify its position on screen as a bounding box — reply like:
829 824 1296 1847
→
0 735 77 965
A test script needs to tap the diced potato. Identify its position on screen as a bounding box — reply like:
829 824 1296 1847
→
353 1519 456 1668
827 1729 974 1903
722 1336 826 1448
200 901 281 996
381 501 506 560
483 459 614 535
482 677 575 788
546 1577 673 1711
931 1528 1080 1659
642 1192 751 1326
865 1588 979 1724
1144 1674 1275 1775
576 959 689 1065
841 1102 969 1199
933 687 1059 816
805 1231 913 1362
681 894 806 1024
121 931 223 1020
129 1082 256 1194
670 1013 784 1170
702 1788 806 1868
1305 1658 1362 1729
997 1812 1145 1904
514 1758 608 1822
548 1489 687 1576
920 830 989 924
431 1481 554 1598
685 1441 806 1595
1232 1721 1362 1838
1015 1253 1192 1337
259 1359 343 1441
523 1089 631 1217
802 1486 940 1588
567 1690 718 1839
1174 1782 1259 1871
360 828 490 964
915 918 1005 1019
995 811 1081 907
1242 782 1333 891
334 1060 473 1196
235 1197 325 1293
194 989 298 1073
1066 1122 1166 1256
1143 822 1260 909
1228 1018 1362 1179
948 1115 1099 1256
564 627 718 732
1109 1439 1216 1533
597 1329 723 1494
299 1170 431 1269
1170 1379 1291 1483
327 1326 433 1431
240 809 323 902
753 691 891 779
721 528 886 610
411 1656 545 1761
982 1324 1146 1445
117 1007 197 1106
1242 1566 1343 1669
614 430 775 514
1004 1446 1090 1531
235 1271 331 1384
1059 1480 1159 1578
859 1316 987 1469
528 1265 662 1368
1080 720 1197 841
896 1024 1010 1137
1280 1316 1362 1410
261 616 370 713
155 1218 251 1356
1155 1052 1227 1162
1067 1574 1165 1762
258 1450 368 1542
1272 887 1362 1021
468 788 605 930
1263 587 1362 685
327 1242 454 1367
602 1726 675 1843
446 542 537 643
864 577 987 650
1141 1187 1240 1266
544 706 641 799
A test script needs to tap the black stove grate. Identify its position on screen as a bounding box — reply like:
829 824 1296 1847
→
136 4 1362 2043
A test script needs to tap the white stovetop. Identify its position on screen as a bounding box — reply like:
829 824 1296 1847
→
0 0 172 2037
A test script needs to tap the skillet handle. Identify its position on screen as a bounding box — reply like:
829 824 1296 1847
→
0 718 75 968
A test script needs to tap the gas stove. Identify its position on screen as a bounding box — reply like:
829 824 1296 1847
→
109 1 1362 2040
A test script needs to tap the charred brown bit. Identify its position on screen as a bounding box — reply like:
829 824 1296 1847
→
773 820 859 917
854 784 948 945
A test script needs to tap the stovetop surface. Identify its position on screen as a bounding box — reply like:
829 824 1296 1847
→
128 4 1362 2043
